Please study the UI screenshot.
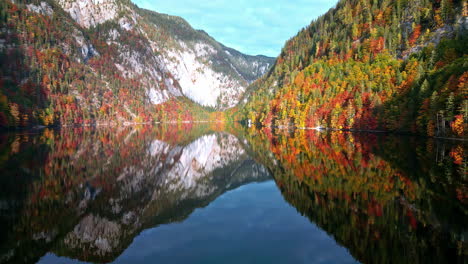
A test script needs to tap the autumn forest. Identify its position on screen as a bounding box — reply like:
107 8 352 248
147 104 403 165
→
240 0 467 138
0 0 467 263
0 0 466 140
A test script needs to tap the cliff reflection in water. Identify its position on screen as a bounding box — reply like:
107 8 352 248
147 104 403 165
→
0 124 466 264
0 124 271 263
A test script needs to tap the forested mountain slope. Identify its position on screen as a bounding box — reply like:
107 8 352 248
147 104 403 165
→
0 0 274 128
241 0 467 138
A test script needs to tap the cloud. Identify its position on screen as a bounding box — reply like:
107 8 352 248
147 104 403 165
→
134 0 338 57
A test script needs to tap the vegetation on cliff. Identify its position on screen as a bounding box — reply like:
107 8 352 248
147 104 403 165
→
241 0 468 138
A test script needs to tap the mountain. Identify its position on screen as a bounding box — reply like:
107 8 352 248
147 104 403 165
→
0 0 274 128
240 0 467 138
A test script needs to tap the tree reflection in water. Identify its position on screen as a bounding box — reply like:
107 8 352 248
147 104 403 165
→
243 127 466 264
0 124 466 264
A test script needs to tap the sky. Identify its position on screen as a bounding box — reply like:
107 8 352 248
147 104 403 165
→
133 0 339 57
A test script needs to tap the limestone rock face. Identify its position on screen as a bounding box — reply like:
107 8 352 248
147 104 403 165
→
52 0 274 110
56 0 120 29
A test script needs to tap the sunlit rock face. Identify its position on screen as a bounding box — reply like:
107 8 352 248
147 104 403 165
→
50 0 274 110
56 0 121 29
162 45 245 108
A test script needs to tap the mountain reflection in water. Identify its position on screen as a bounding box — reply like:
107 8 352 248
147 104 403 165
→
0 124 466 264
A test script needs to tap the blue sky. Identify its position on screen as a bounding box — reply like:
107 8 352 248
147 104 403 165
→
133 0 338 57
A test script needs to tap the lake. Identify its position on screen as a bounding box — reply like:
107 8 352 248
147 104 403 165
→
0 123 466 264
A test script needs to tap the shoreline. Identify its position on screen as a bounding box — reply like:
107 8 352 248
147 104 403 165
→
267 125 468 142
1 121 466 142
0 119 226 132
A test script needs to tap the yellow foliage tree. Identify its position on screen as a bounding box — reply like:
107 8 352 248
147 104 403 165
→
450 115 464 136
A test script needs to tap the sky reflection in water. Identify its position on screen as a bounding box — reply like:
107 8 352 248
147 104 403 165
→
0 124 465 264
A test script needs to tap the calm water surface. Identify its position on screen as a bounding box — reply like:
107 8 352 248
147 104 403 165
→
0 124 466 264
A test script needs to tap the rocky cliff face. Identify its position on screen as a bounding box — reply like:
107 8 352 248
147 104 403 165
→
54 0 275 109
56 0 122 29
0 0 274 127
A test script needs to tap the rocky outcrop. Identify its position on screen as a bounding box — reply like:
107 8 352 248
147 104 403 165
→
52 0 274 110
26 2 54 16
56 0 121 29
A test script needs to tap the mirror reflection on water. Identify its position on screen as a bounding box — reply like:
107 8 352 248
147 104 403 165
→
0 123 466 264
